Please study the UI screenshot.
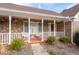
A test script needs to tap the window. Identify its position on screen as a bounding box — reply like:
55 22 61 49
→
51 24 54 32
38 23 42 32
24 22 28 32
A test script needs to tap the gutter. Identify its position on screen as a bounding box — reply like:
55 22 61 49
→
0 7 67 19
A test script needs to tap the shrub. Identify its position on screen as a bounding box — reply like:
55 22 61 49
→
59 36 70 44
10 38 24 51
47 36 56 45
73 31 79 46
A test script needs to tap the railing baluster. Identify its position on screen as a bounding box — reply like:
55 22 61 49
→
0 33 30 44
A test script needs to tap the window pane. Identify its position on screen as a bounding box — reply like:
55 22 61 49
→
25 22 28 32
38 23 42 32
51 24 54 31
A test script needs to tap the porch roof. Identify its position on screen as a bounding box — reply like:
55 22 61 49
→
0 3 69 21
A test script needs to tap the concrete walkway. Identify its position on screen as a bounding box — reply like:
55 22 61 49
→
31 43 48 55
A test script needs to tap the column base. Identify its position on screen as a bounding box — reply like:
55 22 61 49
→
41 38 44 42
28 40 30 43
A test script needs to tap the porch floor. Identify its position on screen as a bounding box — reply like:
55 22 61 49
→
30 36 42 44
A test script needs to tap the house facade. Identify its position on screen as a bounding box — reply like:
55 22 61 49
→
0 3 72 44
61 4 79 44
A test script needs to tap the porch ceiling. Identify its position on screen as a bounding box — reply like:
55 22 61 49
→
0 8 69 21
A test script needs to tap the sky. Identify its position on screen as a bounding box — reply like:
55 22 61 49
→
15 3 77 13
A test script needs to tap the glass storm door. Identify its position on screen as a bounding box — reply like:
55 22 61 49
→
30 23 38 35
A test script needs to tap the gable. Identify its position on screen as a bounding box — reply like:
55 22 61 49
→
61 4 79 17
74 12 79 18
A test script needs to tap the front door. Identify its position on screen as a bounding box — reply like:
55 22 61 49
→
30 23 38 35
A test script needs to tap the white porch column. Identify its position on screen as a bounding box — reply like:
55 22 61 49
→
28 17 30 43
9 16 11 44
64 21 65 36
54 20 56 36
71 21 74 44
42 18 44 41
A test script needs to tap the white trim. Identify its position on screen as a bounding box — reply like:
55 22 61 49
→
0 33 9 44
73 18 79 21
9 16 11 44
0 8 67 19
24 21 40 24
54 20 56 36
42 18 44 41
28 17 30 43
71 21 74 44
74 12 79 19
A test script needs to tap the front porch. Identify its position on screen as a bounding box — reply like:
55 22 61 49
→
0 15 71 44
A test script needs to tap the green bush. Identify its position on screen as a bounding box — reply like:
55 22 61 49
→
73 31 79 46
10 38 24 50
47 36 56 45
59 36 70 44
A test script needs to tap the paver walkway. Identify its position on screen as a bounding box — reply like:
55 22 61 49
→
31 43 48 55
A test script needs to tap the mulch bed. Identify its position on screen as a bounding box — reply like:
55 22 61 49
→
40 41 77 55
0 43 33 55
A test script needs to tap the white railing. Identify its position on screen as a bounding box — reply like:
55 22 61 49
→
30 32 42 37
43 32 50 38
43 32 64 38
56 32 64 37
0 32 64 44
0 33 9 44
51 32 54 36
0 33 29 44
11 33 23 39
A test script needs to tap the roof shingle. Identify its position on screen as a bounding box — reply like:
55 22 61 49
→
0 3 63 17
61 4 79 17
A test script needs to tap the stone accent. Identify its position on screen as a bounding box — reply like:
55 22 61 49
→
0 17 28 33
11 19 23 33
0 21 9 33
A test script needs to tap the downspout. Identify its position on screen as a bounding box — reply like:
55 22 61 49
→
71 19 74 44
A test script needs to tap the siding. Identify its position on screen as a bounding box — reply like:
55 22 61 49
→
73 21 79 33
